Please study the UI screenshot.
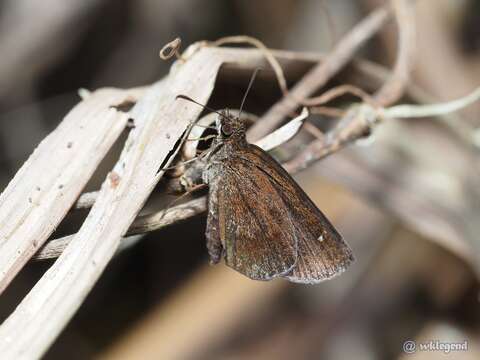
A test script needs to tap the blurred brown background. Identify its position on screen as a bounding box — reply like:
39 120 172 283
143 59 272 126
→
1 0 480 359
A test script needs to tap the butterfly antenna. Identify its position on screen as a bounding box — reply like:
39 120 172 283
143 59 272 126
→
176 95 226 120
238 67 261 119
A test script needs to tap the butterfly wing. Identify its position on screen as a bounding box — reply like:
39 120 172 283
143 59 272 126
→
238 145 354 283
206 157 298 281
205 177 223 264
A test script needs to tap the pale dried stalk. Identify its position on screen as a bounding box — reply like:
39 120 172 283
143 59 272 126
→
0 46 288 359
0 87 144 294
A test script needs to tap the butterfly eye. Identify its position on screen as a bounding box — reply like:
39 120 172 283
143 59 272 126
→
221 123 233 136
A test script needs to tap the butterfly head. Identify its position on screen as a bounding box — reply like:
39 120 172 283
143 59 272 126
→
216 109 246 140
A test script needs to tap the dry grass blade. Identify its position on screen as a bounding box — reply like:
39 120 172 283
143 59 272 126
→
0 87 143 294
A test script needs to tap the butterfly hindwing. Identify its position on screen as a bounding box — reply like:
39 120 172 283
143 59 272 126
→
238 145 354 283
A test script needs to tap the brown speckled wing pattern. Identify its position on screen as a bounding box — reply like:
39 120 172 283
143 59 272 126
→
210 157 297 280
206 143 353 283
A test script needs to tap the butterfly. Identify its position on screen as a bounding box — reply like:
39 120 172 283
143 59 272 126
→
200 108 353 283
177 71 354 283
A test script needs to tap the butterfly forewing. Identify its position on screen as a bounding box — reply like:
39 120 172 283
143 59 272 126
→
207 157 298 281
235 144 354 283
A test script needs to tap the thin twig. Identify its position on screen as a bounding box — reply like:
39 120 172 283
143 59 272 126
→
209 35 290 97
247 4 392 141
384 86 480 119
374 0 416 105
35 197 208 260
308 84 378 107
283 0 415 172
283 105 378 173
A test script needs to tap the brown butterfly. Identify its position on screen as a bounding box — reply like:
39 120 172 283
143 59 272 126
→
177 73 354 283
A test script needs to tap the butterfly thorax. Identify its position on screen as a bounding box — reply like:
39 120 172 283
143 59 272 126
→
203 111 248 185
